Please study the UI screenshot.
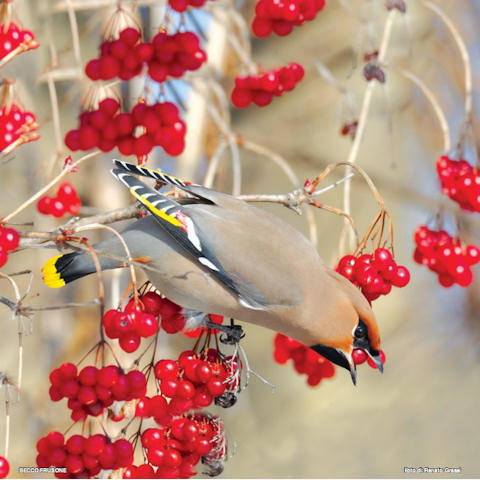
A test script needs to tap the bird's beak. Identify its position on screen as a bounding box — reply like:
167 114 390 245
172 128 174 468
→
367 351 384 373
309 344 358 385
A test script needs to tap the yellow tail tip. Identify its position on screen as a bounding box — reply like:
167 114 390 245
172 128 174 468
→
42 255 66 288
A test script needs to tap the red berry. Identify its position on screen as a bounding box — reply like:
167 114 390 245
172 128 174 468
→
78 366 97 386
126 370 147 395
85 59 101 80
176 380 195 399
252 17 272 37
57 182 79 205
37 196 53 214
50 199 66 218
231 87 252 108
0 228 19 251
137 313 159 337
160 379 178 398
99 98 120 117
206 377 226 396
391 266 410 288
352 348 367 365
119 332 141 353
141 291 163 316
154 359 179 380
97 365 120 388
119 28 141 47
0 457 9 479
84 434 106 457
66 435 85 455
147 447 166 467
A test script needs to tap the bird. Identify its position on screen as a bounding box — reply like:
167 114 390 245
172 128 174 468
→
42 159 383 384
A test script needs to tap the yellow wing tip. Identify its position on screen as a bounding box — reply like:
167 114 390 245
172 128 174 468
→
42 255 66 288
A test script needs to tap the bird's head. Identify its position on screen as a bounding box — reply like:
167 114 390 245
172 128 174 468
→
308 270 383 385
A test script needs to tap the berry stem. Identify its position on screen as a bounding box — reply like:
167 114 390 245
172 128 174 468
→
395 67 451 152
341 9 397 254
423 1 473 120
79 223 139 303
2 149 101 224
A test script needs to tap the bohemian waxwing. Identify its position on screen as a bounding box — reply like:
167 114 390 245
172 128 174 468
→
42 159 383 384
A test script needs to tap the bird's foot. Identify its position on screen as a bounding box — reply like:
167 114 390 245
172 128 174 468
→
205 321 245 344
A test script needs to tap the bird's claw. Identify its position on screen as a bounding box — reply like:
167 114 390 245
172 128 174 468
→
218 325 245 344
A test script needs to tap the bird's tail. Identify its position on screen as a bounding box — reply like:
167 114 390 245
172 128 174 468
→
42 252 96 288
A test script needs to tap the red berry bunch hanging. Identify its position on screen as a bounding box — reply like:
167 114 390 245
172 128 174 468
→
147 31 207 83
413 225 480 287
103 298 160 353
335 248 410 303
273 334 335 386
36 431 133 478
0 21 38 61
152 349 239 416
0 457 8 479
0 225 19 267
37 182 81 218
352 348 386 369
0 102 39 154
49 362 147 421
231 62 305 108
86 28 143 81
65 98 186 157
85 28 206 84
436 155 480 212
136 413 224 479
252 0 325 37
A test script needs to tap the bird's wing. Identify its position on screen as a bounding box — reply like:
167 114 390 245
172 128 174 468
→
111 167 268 309
112 159 242 209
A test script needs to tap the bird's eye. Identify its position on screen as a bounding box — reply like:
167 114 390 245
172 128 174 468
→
354 322 367 339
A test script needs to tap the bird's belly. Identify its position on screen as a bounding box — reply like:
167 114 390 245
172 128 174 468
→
144 265 314 345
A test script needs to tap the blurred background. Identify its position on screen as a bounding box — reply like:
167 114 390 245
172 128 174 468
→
0 0 479 477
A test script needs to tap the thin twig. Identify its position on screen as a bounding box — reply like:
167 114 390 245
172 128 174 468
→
2 150 101 223
77 223 138 302
395 66 451 152
342 9 397 253
423 1 473 119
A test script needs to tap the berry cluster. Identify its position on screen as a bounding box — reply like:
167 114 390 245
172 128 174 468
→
36 431 133 478
0 21 38 61
0 226 19 268
352 348 386 369
0 102 39 154
153 349 239 416
273 334 335 386
86 28 206 84
251 0 325 37
37 182 81 218
64 98 186 157
103 295 160 353
167 0 212 12
413 225 480 287
49 362 147 421
85 28 143 81
147 31 207 83
436 155 480 212
135 413 224 479
335 248 410 302
231 62 305 108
